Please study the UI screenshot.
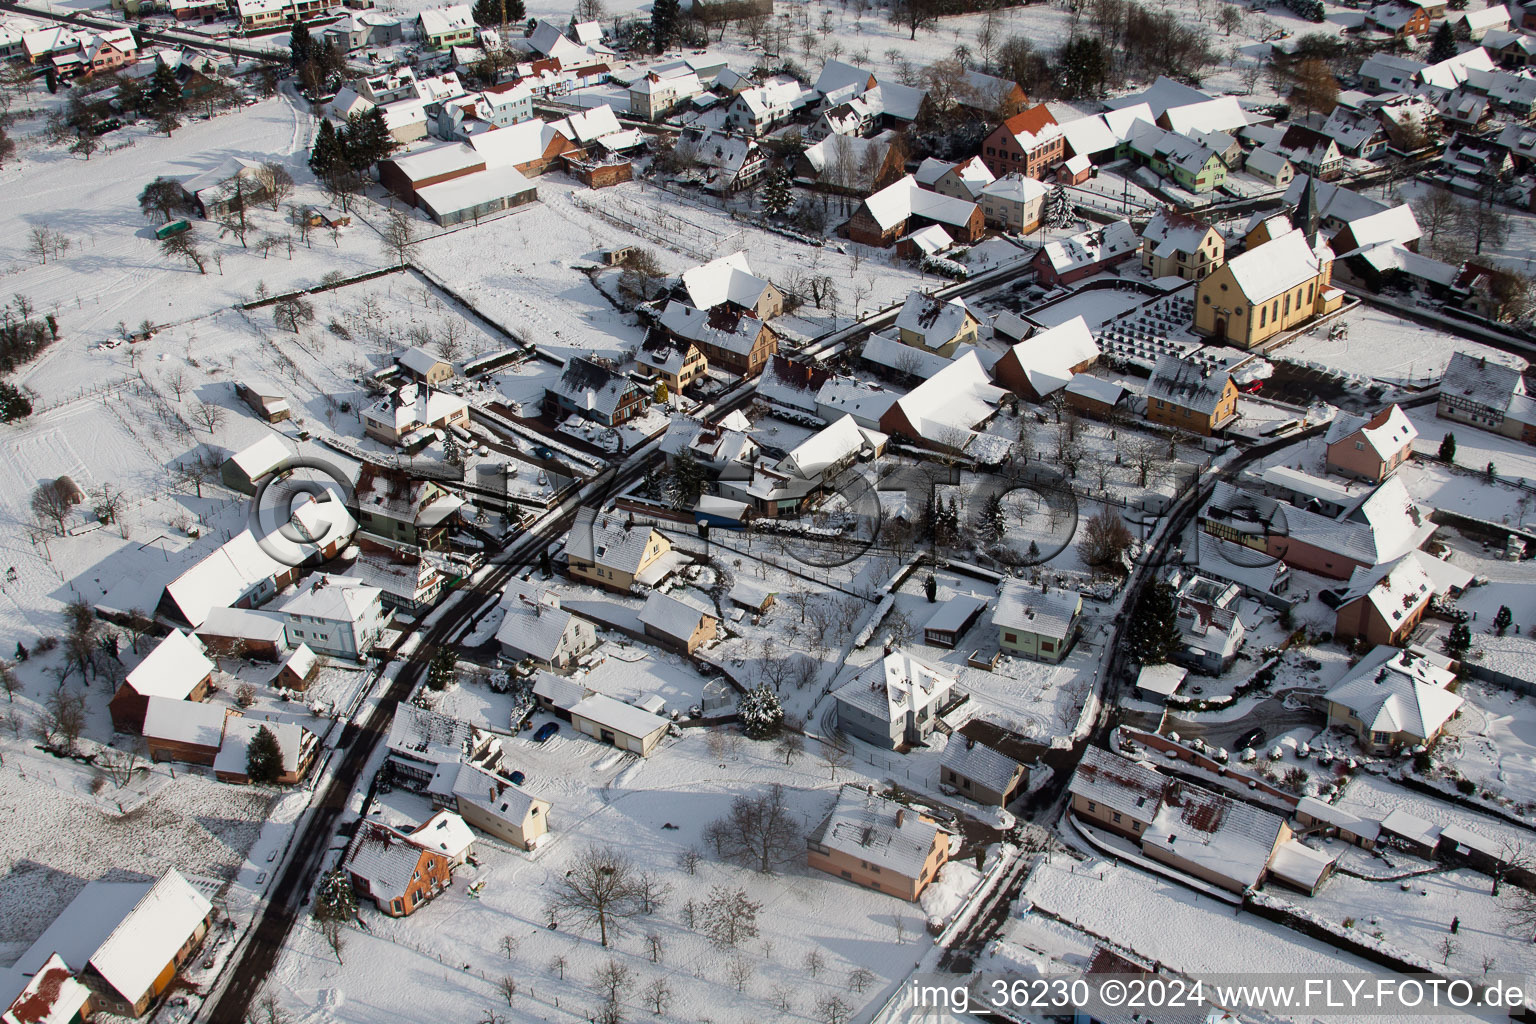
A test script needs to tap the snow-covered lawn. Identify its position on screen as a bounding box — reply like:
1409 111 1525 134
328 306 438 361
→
1441 682 1536 802
1407 407 1536 491
273 730 970 1024
1335 773 1534 861
1272 305 1524 390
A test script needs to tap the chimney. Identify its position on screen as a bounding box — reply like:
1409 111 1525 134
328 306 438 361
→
896 808 906 827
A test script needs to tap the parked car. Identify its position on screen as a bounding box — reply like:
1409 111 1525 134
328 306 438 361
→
533 722 559 743
1234 727 1267 750
507 770 526 785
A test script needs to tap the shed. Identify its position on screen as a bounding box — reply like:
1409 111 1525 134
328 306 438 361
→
275 642 319 690
569 693 670 756
728 577 777 613
54 475 86 505
1134 663 1188 699
922 594 988 649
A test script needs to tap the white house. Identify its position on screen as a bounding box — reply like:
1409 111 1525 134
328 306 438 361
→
494 578 598 668
279 574 388 660
832 650 956 749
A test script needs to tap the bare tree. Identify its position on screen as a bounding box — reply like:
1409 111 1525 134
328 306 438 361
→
703 784 802 873
497 976 517 1006
319 918 347 963
645 931 663 963
1078 507 1133 569
643 975 673 1015
255 991 289 1024
549 846 645 947
592 959 633 1004
35 689 85 752
258 162 295 211
548 955 567 980
803 948 826 977
727 953 755 993
161 233 207 274
165 369 189 402
702 885 762 947
816 993 853 1024
99 739 145 786
636 871 672 913
773 730 804 764
1126 436 1167 488
194 400 225 435
0 662 18 702
273 297 315 333
499 934 519 959
677 846 702 875
848 966 876 993
381 210 419 266
820 734 852 780
30 481 72 535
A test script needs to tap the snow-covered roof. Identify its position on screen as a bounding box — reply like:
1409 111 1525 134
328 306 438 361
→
638 590 714 641
452 761 547 824
1245 147 1294 180
809 785 946 879
861 174 978 232
1380 807 1442 846
1441 350 1527 412
799 131 896 180
547 356 641 419
834 650 954 724
215 717 309 776
1142 208 1216 258
658 301 768 356
548 103 623 145
226 435 293 482
1141 777 1287 889
418 3 472 35
901 223 952 257
126 630 213 700
532 670 589 711
994 580 1079 639
894 292 977 351
281 574 381 624
281 642 317 680
1326 644 1463 739
1344 475 1436 563
196 605 287 645
565 506 662 573
1419 46 1496 90
779 414 885 479
398 345 449 377
1282 176 1390 225
1336 551 1435 628
1004 315 1100 398
727 577 776 609
940 731 1023 793
1268 837 1338 891
861 333 956 379
1105 75 1210 117
142 696 228 749
410 809 475 859
923 593 988 635
814 376 897 424
1162 95 1249 134
570 692 670 740
1224 227 1331 305
467 118 570 169
888 350 1005 437
386 142 483 183
180 156 262 199
416 164 535 219
1146 355 1233 416
1069 745 1164 823
346 820 437 902
979 172 1046 206
2 953 91 1024
681 250 774 310
1135 663 1188 697
1036 220 1138 276
814 59 876 96
1325 403 1417 459
495 578 583 662
1295 795 1381 840
85 869 212 1004
1065 373 1126 407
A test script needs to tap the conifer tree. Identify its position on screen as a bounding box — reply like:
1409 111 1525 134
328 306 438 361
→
246 725 284 783
1127 581 1181 665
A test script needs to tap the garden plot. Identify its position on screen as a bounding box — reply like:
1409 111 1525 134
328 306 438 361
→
272 730 959 1024
571 641 716 711
1440 682 1536 802
1297 866 1536 978
1407 406 1536 490
1274 305 1522 390
1395 457 1536 526
1334 773 1536 860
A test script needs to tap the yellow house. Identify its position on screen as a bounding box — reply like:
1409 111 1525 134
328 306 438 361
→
893 291 980 356
565 507 677 592
1194 226 1342 349
1140 208 1225 282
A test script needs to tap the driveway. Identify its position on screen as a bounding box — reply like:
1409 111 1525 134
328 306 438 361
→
1160 692 1326 751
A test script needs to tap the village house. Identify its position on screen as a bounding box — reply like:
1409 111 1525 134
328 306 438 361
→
794 131 905 195
569 693 671 756
417 4 475 49
1199 476 1436 580
834 650 956 750
980 104 1065 179
717 415 887 517
196 605 288 662
991 315 1101 403
234 380 291 423
1029 220 1139 287
878 352 1006 455
344 554 447 616
848 175 983 248
1369 2 1433 37
344 818 455 916
677 129 771 192
1144 355 1239 436
448 761 552 850
386 703 502 791
656 301 778 378
564 507 679 592
215 717 318 785
806 785 952 901
815 377 898 430
397 345 454 385
1065 375 1128 419
279 574 388 660
494 578 598 667
1437 351 1536 444
679 251 783 321
994 580 1081 663
1127 124 1228 193
142 697 236 766
977 173 1047 234
1325 645 1463 752
351 469 463 554
180 157 268 220
274 643 320 690
1171 572 1248 674
15 869 212 1018
158 530 303 630
637 333 708 394
629 68 703 121
915 156 995 201
360 383 470 449
959 69 1028 118
922 594 988 649
109 630 214 735
939 729 1028 807
1324 404 1418 481
1332 551 1438 646
1140 208 1225 282
722 75 811 135
892 292 980 357
219 435 292 496
1277 125 1344 181
544 356 649 427
638 591 718 654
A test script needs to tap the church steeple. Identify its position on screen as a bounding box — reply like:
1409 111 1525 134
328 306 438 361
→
1294 174 1322 247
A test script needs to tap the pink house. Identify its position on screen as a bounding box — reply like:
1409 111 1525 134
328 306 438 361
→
1325 404 1418 482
